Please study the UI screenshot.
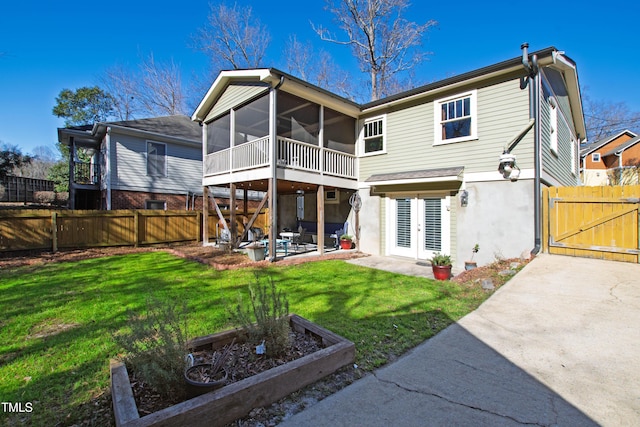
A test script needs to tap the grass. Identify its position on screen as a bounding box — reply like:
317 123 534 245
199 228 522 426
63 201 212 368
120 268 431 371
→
0 251 499 426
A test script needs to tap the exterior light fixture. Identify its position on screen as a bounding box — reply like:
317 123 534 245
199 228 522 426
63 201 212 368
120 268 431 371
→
460 190 469 207
498 152 520 181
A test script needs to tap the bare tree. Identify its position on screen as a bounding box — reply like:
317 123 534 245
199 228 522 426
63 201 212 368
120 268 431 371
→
101 64 139 121
583 90 640 141
194 2 270 70
13 146 57 179
283 35 354 100
101 54 189 119
137 54 187 116
314 0 436 101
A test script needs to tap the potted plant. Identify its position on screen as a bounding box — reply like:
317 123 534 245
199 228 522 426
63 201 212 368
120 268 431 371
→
430 252 452 280
184 341 234 398
465 244 480 270
246 242 266 261
339 234 353 250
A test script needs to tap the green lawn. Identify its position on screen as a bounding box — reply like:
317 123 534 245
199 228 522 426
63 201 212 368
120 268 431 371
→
0 251 494 426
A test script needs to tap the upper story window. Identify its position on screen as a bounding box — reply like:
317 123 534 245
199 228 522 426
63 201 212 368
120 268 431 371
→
362 116 385 155
206 113 231 154
434 90 477 145
592 153 601 162
147 141 166 177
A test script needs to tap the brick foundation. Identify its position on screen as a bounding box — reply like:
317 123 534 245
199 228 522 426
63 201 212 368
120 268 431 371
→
108 190 260 211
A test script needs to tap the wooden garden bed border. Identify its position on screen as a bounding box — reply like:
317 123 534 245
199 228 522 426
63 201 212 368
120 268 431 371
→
110 314 355 427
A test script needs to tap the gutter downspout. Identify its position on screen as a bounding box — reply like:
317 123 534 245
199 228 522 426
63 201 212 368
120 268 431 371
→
521 43 542 257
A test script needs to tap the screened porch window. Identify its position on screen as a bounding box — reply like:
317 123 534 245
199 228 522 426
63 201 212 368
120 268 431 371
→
277 92 319 145
206 113 231 154
234 94 269 145
323 107 356 154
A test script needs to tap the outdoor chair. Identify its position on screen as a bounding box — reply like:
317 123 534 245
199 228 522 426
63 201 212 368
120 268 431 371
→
293 226 307 251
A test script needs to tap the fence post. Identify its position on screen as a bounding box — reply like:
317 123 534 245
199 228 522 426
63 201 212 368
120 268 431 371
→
134 211 139 247
197 212 202 242
51 212 58 253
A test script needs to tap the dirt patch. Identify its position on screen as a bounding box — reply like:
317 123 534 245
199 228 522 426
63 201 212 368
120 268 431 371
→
0 243 365 271
452 257 531 287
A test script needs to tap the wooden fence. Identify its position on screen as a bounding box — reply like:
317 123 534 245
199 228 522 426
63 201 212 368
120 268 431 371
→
543 185 640 263
0 176 55 203
0 209 268 253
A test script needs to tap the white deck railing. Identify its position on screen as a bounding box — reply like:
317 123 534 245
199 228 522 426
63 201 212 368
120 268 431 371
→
204 136 356 180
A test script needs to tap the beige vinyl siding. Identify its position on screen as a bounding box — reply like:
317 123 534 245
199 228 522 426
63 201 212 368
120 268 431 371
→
205 83 269 122
111 132 202 193
359 77 533 180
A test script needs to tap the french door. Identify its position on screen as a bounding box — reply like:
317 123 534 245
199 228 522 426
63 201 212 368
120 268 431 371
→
389 194 450 260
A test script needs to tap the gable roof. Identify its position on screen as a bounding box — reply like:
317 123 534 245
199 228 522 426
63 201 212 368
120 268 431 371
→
194 47 585 139
602 135 640 157
58 115 202 146
580 129 638 157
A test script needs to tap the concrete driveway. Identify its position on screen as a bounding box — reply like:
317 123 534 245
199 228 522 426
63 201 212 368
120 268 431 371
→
280 254 640 426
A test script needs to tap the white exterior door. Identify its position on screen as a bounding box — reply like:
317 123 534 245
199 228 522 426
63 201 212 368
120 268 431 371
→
388 195 450 260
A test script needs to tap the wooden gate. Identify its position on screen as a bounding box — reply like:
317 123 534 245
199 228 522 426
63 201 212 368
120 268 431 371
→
543 185 640 263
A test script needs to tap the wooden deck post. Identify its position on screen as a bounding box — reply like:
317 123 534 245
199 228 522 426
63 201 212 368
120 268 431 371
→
230 183 237 248
317 185 325 255
203 186 209 245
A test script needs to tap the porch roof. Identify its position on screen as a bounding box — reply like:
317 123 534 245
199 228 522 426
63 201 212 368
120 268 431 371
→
365 166 464 185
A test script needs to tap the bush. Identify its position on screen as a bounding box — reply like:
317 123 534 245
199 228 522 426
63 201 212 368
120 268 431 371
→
229 274 291 357
34 191 55 205
114 297 190 400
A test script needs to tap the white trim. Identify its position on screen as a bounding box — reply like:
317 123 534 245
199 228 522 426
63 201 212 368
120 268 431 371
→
366 175 463 187
433 90 478 146
360 115 387 156
463 169 535 182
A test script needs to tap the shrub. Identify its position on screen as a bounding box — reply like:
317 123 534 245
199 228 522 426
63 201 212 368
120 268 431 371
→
34 191 55 205
229 274 290 357
114 296 189 400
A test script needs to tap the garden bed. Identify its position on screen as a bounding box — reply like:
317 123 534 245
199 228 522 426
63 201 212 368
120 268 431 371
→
110 314 355 427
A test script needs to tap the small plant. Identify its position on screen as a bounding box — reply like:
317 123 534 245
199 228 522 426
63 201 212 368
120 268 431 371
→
430 252 452 266
470 244 479 261
228 274 291 357
114 296 190 400
340 234 352 240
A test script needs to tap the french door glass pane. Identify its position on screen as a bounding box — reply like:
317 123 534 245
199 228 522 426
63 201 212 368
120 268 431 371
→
423 198 441 251
396 198 411 248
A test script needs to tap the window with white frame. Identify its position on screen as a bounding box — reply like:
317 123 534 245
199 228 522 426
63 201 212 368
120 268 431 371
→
434 91 477 144
549 97 558 155
592 153 601 162
362 116 385 154
147 141 167 176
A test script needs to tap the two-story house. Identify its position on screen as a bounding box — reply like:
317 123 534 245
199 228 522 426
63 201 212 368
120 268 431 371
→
192 45 585 268
580 130 639 185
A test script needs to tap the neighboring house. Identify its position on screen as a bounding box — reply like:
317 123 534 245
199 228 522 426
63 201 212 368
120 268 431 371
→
192 45 585 269
580 130 639 185
58 115 204 210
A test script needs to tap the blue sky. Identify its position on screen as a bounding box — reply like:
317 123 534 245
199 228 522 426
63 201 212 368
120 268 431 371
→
1 0 639 157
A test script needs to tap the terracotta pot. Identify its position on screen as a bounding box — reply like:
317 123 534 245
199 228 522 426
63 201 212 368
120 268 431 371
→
432 265 452 280
184 364 228 398
339 239 353 250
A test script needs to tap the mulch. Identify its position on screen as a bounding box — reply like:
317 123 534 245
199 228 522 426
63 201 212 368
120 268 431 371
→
0 242 366 271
